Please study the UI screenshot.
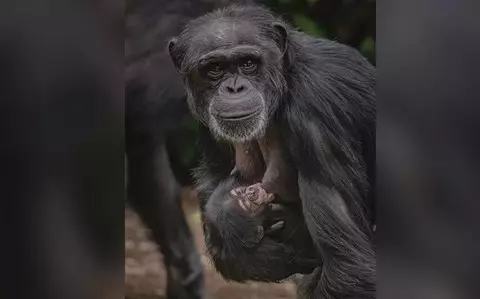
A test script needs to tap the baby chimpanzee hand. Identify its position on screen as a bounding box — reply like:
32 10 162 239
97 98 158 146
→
230 183 274 213
228 183 285 242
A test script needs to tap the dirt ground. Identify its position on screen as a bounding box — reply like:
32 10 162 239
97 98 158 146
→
125 188 298 299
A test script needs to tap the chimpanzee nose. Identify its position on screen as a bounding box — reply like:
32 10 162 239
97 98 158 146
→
223 77 250 96
226 85 246 94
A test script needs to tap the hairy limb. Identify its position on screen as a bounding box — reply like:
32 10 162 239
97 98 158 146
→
127 142 204 299
231 141 265 182
281 107 376 298
298 175 376 299
258 126 299 202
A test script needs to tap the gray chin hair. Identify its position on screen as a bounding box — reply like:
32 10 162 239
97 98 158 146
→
208 111 268 143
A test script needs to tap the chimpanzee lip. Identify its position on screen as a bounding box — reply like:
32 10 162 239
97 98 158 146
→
216 107 262 122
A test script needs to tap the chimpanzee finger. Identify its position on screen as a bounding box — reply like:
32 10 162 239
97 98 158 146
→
268 203 283 212
229 186 246 199
265 203 287 220
263 203 288 226
237 199 251 211
264 220 285 235
230 167 239 176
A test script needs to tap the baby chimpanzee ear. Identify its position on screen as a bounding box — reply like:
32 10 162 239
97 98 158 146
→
168 38 183 73
272 22 288 56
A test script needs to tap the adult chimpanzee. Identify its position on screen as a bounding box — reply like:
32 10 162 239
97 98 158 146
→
126 1 253 298
168 4 376 299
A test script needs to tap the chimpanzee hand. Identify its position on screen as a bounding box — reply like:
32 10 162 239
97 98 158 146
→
230 183 274 213
228 183 285 241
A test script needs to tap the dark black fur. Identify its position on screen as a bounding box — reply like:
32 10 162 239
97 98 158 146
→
169 4 376 299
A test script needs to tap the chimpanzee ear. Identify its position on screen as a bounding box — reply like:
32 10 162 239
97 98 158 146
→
273 22 288 56
168 38 183 72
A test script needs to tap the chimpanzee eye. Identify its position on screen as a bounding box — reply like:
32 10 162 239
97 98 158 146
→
206 63 224 79
243 60 253 67
239 59 258 74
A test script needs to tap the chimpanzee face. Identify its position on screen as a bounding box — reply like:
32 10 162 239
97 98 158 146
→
169 18 288 142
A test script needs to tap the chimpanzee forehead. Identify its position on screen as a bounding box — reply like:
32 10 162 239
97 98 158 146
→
189 20 270 56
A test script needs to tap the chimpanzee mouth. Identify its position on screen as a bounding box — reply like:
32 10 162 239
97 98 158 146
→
210 111 267 143
216 107 263 122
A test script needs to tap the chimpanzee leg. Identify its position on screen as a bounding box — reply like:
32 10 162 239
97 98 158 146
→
127 139 204 299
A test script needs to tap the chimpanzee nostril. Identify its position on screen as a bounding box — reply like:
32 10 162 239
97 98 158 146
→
225 84 246 94
236 85 245 93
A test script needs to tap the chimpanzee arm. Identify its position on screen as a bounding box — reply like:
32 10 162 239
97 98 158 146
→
282 109 376 299
280 40 377 295
298 176 376 299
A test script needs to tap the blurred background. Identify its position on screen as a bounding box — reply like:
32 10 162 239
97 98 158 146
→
125 0 375 298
